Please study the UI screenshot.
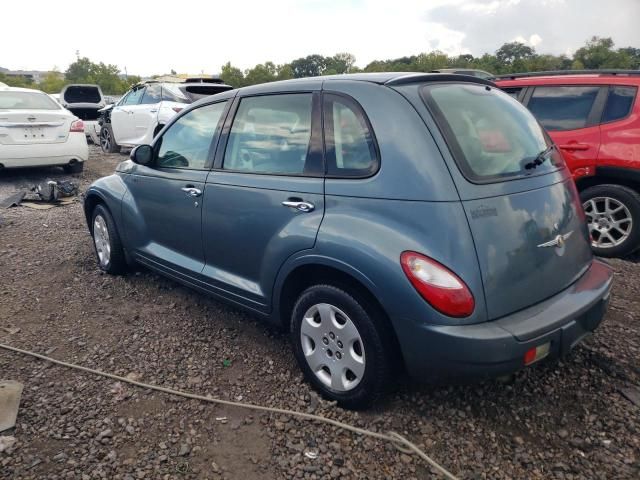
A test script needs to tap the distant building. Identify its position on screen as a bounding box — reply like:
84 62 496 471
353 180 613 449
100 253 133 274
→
0 68 64 83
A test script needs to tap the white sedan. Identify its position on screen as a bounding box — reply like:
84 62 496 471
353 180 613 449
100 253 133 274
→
0 86 88 173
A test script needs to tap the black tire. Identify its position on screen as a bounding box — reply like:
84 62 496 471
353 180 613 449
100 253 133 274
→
291 285 393 409
100 124 121 154
91 204 127 274
581 184 640 258
63 161 84 174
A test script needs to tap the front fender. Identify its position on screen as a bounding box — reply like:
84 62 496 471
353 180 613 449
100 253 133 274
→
83 173 128 233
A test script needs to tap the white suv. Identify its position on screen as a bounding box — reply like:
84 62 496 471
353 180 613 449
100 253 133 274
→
99 80 232 153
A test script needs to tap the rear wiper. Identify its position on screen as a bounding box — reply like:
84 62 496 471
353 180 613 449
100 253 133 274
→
523 145 554 170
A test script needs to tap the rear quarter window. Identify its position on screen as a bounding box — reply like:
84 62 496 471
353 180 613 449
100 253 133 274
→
602 86 637 123
422 83 563 183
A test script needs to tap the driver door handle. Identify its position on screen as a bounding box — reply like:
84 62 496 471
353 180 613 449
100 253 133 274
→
181 187 202 197
282 199 315 212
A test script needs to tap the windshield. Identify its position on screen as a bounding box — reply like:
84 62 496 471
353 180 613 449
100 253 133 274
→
0 91 61 110
422 83 563 182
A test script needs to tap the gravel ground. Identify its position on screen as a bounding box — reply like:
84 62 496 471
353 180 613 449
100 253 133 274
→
0 147 639 479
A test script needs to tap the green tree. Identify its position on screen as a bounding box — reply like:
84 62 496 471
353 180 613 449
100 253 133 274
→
65 57 96 83
290 54 327 78
619 47 640 69
275 64 294 81
325 53 356 75
64 57 132 94
244 62 277 85
573 36 632 69
0 73 34 88
39 71 66 93
496 42 535 66
220 61 245 87
413 51 449 71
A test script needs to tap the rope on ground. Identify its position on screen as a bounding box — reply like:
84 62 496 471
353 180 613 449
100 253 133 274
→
0 342 459 480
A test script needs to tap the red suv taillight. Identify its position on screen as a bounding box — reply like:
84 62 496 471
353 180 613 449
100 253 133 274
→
400 251 475 317
70 119 84 132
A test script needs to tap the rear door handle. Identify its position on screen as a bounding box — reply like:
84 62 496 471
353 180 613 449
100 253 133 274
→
558 143 590 151
181 186 202 197
282 199 315 212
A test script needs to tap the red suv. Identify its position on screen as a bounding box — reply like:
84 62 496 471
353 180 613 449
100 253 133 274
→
495 70 640 257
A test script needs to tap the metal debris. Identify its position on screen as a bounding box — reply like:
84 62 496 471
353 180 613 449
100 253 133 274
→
0 380 24 432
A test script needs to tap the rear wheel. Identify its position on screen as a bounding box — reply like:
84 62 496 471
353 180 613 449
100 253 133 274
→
581 184 640 257
100 124 121 154
290 285 392 409
91 204 127 274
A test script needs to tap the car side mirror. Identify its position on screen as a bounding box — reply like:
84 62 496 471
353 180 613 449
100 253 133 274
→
130 145 153 166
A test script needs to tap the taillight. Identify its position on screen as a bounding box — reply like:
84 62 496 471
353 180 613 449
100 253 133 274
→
400 251 475 317
70 119 84 132
172 107 183 113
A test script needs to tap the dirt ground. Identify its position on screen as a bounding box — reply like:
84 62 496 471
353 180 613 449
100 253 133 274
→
1 147 639 480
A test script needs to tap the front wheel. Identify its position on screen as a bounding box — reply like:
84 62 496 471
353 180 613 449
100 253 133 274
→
100 124 121 154
290 285 392 409
581 184 640 258
91 204 127 274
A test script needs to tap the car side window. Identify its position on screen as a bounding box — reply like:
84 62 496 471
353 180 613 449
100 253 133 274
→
117 91 130 106
156 101 228 170
527 86 600 131
122 87 144 106
602 86 637 123
223 94 313 175
323 94 378 177
140 84 162 105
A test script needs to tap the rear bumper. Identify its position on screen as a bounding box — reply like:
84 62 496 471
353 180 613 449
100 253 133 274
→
402 259 613 380
0 134 88 168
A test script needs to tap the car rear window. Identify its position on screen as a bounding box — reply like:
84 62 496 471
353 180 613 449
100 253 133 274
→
602 86 637 123
63 86 101 104
181 84 233 101
0 91 60 110
422 83 563 183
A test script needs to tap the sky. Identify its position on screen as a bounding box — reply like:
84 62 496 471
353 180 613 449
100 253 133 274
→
2 0 638 76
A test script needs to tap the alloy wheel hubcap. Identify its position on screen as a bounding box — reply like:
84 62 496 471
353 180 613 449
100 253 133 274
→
93 215 111 266
300 303 365 392
101 129 111 151
583 196 633 248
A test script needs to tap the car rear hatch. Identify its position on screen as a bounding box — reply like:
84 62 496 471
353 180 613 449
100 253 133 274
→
60 84 105 121
0 91 71 145
419 81 593 320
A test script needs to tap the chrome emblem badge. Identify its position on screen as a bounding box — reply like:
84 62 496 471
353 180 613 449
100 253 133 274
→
538 230 573 256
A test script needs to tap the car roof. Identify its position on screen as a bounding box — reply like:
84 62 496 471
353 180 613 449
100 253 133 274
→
233 72 495 95
494 70 640 86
